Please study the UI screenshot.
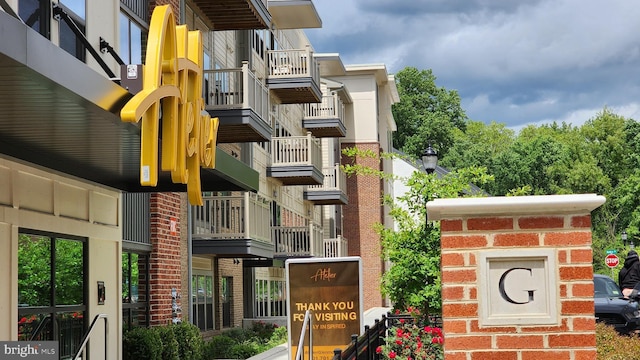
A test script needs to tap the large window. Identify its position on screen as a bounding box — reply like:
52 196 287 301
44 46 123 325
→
122 251 149 330
254 279 286 318
18 231 87 359
119 11 146 65
58 1 86 62
192 274 214 331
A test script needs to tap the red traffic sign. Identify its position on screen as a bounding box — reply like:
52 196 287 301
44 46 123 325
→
605 253 619 268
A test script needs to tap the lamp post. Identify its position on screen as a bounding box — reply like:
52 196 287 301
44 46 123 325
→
422 143 438 174
422 143 438 225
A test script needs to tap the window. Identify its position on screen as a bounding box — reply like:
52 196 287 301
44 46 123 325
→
119 11 146 65
254 279 286 318
192 274 214 331
18 0 50 38
57 1 86 62
18 231 86 359
122 252 149 330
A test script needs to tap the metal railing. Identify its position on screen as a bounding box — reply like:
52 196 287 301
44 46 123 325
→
307 164 347 193
271 133 322 168
203 61 269 125
273 223 323 258
333 312 443 360
191 193 271 244
304 92 344 120
324 235 348 258
295 310 313 360
73 313 108 360
267 45 320 86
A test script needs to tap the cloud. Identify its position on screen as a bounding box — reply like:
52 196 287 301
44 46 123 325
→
306 0 640 128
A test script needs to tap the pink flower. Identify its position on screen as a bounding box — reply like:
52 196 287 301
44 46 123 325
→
395 339 403 345
376 346 382 354
388 351 396 359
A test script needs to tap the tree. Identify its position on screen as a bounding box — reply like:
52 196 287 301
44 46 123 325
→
392 67 467 159
377 167 492 315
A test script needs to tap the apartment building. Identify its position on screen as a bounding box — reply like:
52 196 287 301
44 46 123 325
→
0 0 397 358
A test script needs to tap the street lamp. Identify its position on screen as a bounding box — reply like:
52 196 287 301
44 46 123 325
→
422 143 438 174
422 144 438 225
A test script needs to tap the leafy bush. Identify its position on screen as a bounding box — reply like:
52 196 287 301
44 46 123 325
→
596 322 640 359
202 322 286 359
377 308 444 360
156 325 179 360
203 335 236 359
123 327 162 360
173 322 204 360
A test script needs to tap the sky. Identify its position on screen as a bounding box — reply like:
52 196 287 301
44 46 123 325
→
305 0 640 130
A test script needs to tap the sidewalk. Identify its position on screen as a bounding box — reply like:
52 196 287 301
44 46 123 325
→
249 307 392 360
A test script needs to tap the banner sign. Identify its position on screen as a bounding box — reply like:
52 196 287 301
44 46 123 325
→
286 257 362 360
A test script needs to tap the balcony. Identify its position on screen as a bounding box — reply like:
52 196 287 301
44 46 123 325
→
267 133 323 185
189 0 271 30
204 62 271 143
267 47 322 104
303 92 346 138
304 165 348 205
323 235 348 258
273 223 323 258
268 0 321 29
191 193 272 258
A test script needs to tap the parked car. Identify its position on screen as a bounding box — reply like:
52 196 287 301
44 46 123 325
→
593 274 640 334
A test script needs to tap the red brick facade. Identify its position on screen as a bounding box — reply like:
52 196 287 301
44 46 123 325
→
436 199 601 359
342 142 385 309
149 192 183 326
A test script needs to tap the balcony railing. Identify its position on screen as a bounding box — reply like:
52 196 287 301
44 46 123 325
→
324 235 348 258
273 223 323 258
267 46 319 82
204 61 269 119
266 46 321 104
307 165 347 192
304 92 344 120
191 193 271 244
271 133 322 168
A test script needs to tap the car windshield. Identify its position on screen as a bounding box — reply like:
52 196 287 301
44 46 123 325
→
594 276 623 298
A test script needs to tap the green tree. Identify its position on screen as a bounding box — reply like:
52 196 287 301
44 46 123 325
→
377 167 492 315
392 67 467 159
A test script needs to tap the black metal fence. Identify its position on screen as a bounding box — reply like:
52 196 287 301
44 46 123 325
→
332 312 443 360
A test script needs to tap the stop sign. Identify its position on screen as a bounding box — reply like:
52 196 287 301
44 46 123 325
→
606 254 619 268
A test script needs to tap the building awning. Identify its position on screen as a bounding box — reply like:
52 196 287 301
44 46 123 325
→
0 10 258 193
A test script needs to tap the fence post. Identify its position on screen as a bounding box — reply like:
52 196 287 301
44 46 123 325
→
333 349 342 360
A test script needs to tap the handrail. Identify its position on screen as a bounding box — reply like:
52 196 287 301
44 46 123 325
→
73 313 108 360
29 314 53 341
295 310 313 360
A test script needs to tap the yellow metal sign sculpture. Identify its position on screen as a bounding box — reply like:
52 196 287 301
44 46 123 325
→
120 5 218 205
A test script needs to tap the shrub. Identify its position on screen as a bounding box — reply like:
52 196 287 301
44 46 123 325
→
596 322 640 359
377 308 444 360
173 322 204 360
266 326 287 347
248 321 278 340
156 325 179 360
203 335 236 359
231 342 261 359
123 327 162 360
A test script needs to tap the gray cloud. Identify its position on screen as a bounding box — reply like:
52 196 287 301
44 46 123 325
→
306 0 640 128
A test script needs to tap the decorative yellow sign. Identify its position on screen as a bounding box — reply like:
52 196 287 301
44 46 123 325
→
120 5 218 206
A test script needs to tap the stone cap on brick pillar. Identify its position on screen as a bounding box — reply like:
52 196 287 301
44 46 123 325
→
427 194 606 220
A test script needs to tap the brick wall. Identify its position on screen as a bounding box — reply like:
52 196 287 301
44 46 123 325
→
431 195 604 360
150 0 181 23
149 192 183 326
342 142 385 309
